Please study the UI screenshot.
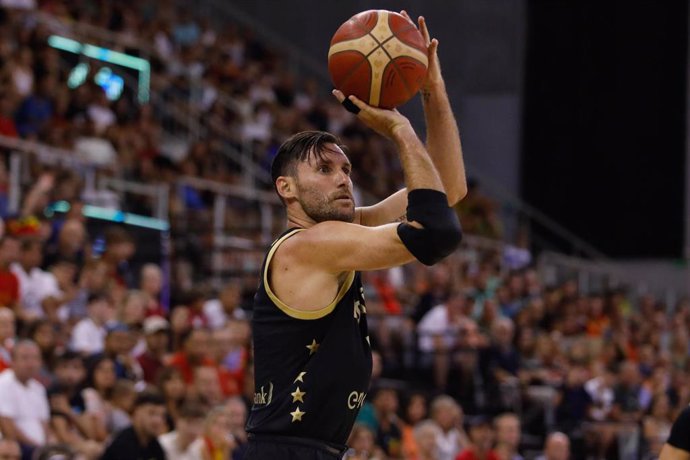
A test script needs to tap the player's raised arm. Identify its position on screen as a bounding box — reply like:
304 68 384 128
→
279 94 462 272
415 13 468 206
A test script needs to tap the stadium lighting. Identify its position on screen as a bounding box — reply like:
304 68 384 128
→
47 35 150 104
45 201 169 232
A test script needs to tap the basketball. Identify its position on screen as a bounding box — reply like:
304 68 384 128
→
328 10 429 109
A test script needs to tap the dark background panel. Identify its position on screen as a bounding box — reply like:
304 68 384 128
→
522 0 687 258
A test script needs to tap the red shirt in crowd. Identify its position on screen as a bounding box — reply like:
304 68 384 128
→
456 449 500 460
0 270 20 309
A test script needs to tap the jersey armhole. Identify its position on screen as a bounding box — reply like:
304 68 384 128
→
263 228 355 320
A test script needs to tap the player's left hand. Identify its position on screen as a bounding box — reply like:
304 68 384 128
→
400 10 443 92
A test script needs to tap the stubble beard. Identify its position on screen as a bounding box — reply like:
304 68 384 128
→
298 186 355 223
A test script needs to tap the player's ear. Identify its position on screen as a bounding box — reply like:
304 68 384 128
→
276 176 296 200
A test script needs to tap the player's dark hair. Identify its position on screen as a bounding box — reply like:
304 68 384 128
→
271 131 344 197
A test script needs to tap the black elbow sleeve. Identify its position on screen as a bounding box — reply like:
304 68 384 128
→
397 189 463 266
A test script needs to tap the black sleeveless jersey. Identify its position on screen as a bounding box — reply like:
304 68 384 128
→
246 228 373 447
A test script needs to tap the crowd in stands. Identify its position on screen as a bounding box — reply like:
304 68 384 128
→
0 1 687 460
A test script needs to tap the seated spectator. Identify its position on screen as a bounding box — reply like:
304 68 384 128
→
25 319 56 386
345 423 386 460
81 355 116 442
188 365 225 410
69 292 113 355
0 306 15 372
401 393 429 460
11 239 57 321
371 385 403 458
456 415 499 460
137 316 170 384
479 317 520 413
225 396 249 460
156 366 188 431
140 263 165 318
611 361 647 424
535 432 570 460
191 405 237 460
90 322 142 381
0 340 50 460
493 413 523 460
48 351 87 418
430 395 470 460
100 390 166 460
211 321 249 395
554 366 593 433
109 379 137 433
413 420 442 460
158 401 206 460
204 281 246 329
169 327 215 384
47 384 103 460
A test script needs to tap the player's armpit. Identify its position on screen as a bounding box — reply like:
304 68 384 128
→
281 221 416 273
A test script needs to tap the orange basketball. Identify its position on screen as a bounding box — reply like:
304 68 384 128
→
328 10 428 109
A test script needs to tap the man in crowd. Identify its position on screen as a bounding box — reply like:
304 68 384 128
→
0 340 50 460
100 390 166 460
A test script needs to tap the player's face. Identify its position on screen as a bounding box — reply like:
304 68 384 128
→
295 144 355 223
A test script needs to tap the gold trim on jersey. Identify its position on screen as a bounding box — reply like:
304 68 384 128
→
264 228 356 320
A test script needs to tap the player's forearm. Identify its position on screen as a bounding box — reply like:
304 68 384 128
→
422 81 468 205
392 125 444 193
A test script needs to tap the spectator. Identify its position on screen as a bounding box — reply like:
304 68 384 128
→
345 423 386 460
69 292 112 355
188 365 224 410
192 405 236 460
413 420 442 460
100 390 167 460
493 413 523 460
108 379 137 432
430 395 470 460
479 317 520 413
225 396 249 460
91 322 141 381
554 366 593 433
535 432 570 460
140 263 165 318
48 351 86 416
46 384 103 460
11 239 56 321
80 355 116 442
137 315 170 384
0 306 15 372
401 393 429 459
203 281 246 329
0 235 20 313
0 340 50 459
611 361 647 423
156 366 187 430
456 415 499 460
642 394 673 459
158 401 206 460
169 327 215 384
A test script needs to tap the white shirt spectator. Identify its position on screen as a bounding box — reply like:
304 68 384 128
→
70 317 106 355
437 427 466 460
585 376 615 421
0 369 49 444
417 304 460 353
74 137 117 167
159 431 202 460
10 263 60 319
203 299 246 330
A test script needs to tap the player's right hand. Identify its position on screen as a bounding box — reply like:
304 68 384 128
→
332 89 413 140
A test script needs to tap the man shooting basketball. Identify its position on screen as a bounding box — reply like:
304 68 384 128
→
245 13 467 459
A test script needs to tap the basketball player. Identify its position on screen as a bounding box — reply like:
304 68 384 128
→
245 14 467 459
660 406 690 459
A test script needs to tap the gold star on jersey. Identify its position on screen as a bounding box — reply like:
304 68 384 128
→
290 407 305 422
294 371 306 383
291 387 306 403
306 339 320 355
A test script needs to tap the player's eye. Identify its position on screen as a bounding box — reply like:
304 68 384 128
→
318 165 331 173
343 167 351 176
